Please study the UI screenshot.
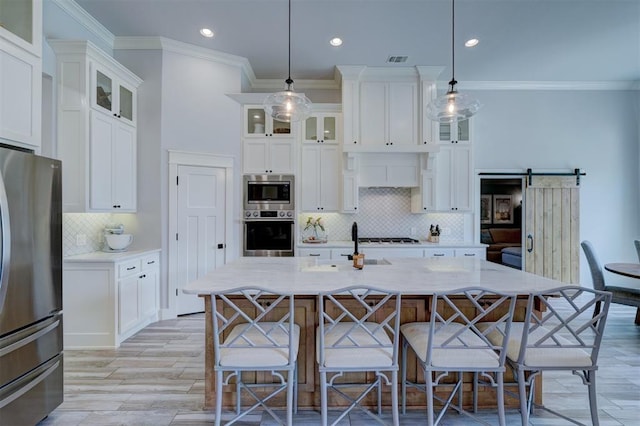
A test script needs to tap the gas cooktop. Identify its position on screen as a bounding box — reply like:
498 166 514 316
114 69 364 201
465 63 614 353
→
358 237 420 244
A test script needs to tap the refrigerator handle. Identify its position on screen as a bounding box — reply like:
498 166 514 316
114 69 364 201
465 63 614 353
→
0 171 10 310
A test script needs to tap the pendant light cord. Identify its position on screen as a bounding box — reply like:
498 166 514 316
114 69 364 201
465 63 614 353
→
286 0 293 87
449 0 457 90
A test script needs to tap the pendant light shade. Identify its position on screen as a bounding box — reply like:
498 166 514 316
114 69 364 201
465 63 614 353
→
426 0 481 123
263 0 311 123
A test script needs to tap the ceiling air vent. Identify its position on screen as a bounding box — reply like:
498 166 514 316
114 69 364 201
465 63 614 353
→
386 55 408 63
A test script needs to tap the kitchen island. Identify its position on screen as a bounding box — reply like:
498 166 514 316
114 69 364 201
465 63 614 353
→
184 256 565 410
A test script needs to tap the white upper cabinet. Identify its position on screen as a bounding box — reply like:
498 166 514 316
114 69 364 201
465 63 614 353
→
92 64 137 126
243 138 295 174
0 0 42 150
50 40 141 213
359 81 418 148
244 106 293 138
338 66 442 153
303 113 340 144
300 144 341 212
242 105 295 174
438 119 471 144
90 111 137 211
434 144 472 211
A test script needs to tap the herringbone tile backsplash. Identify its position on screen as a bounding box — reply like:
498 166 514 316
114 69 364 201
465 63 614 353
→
299 188 465 242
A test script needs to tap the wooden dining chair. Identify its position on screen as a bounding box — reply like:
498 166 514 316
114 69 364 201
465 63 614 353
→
210 287 300 426
317 286 402 426
401 287 518 426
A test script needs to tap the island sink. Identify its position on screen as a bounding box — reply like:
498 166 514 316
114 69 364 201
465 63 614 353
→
301 258 391 272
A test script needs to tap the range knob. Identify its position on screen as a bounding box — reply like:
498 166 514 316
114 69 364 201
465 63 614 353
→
252 211 259 217
279 211 285 217
286 211 293 217
245 211 252 218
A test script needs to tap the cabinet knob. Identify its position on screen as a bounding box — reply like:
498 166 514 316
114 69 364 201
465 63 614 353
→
139 274 146 278
354 206 357 210
353 141 357 144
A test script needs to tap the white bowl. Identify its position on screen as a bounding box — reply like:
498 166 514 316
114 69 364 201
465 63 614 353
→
105 233 133 250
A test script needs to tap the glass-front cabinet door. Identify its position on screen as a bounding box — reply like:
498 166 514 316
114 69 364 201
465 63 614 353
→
94 70 114 114
0 0 32 43
118 84 134 122
0 0 42 55
92 65 136 125
438 119 470 144
244 106 292 138
303 113 338 144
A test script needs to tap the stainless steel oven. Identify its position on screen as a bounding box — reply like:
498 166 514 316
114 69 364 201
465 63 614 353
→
244 216 295 257
244 174 294 212
243 174 295 256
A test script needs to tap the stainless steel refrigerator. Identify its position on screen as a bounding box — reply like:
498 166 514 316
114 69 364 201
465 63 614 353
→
0 146 63 425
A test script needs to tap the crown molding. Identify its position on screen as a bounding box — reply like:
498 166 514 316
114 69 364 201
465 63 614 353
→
114 36 255 80
50 0 115 49
456 80 639 91
251 78 339 91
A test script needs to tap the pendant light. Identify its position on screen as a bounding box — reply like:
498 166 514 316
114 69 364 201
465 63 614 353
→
426 0 481 123
263 0 312 123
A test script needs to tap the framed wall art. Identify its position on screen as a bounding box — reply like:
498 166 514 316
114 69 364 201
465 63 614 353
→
493 194 514 224
480 194 492 224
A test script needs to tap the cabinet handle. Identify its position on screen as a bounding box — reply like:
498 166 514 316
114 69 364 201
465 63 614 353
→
434 253 445 257
127 266 136 271
527 234 534 253
340 254 350 257
139 274 146 279
309 254 321 257
146 261 155 265
464 253 476 257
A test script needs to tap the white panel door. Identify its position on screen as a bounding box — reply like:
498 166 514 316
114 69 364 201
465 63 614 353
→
176 165 226 315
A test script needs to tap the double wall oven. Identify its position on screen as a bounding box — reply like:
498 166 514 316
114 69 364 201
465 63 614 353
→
243 174 295 257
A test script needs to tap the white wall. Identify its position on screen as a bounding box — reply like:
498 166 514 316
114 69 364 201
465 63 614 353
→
470 89 640 285
115 48 243 311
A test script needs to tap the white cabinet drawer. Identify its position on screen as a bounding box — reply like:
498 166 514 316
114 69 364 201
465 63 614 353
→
118 259 141 278
424 248 455 257
455 248 486 259
297 248 331 259
141 253 160 270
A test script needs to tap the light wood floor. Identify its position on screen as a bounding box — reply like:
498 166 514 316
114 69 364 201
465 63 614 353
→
39 303 640 425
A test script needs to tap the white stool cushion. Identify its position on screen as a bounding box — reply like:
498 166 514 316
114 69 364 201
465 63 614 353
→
401 322 500 369
219 322 300 367
477 322 593 368
318 322 393 368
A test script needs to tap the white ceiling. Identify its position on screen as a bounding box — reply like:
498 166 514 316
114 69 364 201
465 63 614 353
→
57 0 639 85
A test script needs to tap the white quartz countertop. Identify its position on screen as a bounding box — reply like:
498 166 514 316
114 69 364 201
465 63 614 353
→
64 248 161 263
298 240 487 249
183 257 566 296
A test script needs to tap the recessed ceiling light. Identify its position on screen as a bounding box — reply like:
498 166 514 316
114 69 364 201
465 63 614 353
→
329 37 343 47
465 38 479 48
200 28 214 38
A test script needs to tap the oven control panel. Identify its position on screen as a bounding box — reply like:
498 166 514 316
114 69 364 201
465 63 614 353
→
244 210 294 219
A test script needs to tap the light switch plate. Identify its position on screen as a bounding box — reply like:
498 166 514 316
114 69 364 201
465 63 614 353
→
76 234 87 246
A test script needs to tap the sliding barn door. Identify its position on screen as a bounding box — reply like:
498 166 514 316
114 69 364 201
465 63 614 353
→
524 176 580 283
